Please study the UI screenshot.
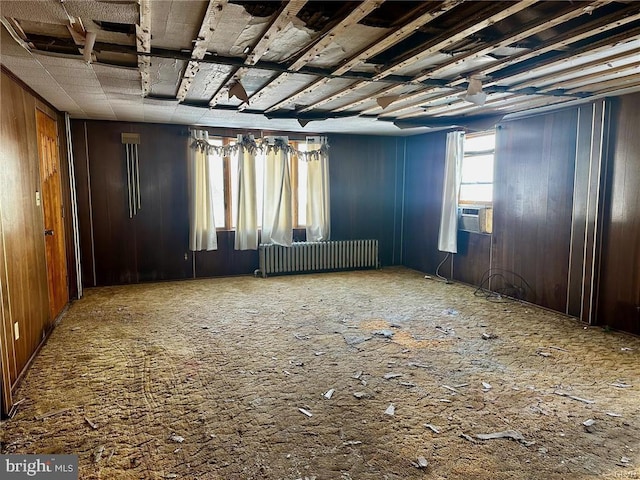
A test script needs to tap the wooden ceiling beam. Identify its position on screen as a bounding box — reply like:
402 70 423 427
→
566 72 640 94
136 0 151 97
259 0 384 112
372 1 537 81
511 46 640 90
332 0 464 76
246 0 307 66
413 1 610 82
297 80 371 113
362 88 453 115
264 76 334 113
297 1 615 116
299 1 536 115
470 5 640 84
541 62 640 92
288 0 385 72
210 2 307 108
332 84 406 112
478 25 640 94
177 0 228 101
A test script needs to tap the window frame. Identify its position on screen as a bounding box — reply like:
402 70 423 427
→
459 130 496 207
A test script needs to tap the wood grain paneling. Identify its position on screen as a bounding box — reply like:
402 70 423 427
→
37 110 69 320
402 131 448 274
70 121 95 287
492 110 577 312
453 231 491 286
57 113 78 300
194 231 259 277
597 93 640 334
0 70 52 412
134 123 191 282
0 217 16 413
73 121 192 285
329 134 403 267
85 122 139 285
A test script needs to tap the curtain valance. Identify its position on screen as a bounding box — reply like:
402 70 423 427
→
191 134 328 161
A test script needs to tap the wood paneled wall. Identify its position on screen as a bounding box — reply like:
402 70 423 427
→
328 134 404 267
401 132 448 274
597 93 640 334
72 124 404 283
72 121 192 286
402 131 491 285
0 70 72 415
492 110 578 312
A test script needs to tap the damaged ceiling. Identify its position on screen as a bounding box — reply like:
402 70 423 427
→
1 0 639 135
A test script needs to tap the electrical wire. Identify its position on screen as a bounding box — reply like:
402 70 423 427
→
473 268 533 302
435 252 452 283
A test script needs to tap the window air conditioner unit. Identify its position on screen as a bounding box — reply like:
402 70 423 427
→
458 205 493 234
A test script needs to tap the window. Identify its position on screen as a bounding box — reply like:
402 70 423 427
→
207 138 226 229
210 137 307 230
459 131 495 205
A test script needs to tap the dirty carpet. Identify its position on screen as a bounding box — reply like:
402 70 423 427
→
1 267 639 479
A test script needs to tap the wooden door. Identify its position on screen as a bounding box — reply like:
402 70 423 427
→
36 110 68 320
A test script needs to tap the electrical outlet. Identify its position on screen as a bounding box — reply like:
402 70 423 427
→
14 322 20 340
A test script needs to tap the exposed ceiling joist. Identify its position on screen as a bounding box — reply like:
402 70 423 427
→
264 76 334 113
334 83 407 113
513 46 640 90
3 1 640 134
288 0 385 72
136 0 151 96
472 5 640 82
255 0 385 112
543 63 640 92
209 1 307 108
566 72 640 94
414 0 611 82
302 1 538 115
481 25 640 89
332 0 464 76
246 0 308 66
372 0 537 81
177 0 228 101
297 79 370 112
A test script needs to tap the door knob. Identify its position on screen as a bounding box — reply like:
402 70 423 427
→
44 229 54 236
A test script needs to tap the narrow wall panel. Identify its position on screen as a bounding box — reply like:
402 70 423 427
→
597 93 640 334
401 131 447 274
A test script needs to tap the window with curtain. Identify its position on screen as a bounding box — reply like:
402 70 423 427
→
218 139 310 230
189 133 330 249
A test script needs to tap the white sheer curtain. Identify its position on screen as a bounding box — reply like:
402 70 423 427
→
189 130 218 251
234 134 259 250
305 137 330 241
438 131 464 253
262 136 292 246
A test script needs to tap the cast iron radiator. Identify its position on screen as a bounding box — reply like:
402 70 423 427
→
257 240 379 278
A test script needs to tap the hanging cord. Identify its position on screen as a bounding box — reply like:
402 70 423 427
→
435 252 452 284
473 268 533 302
